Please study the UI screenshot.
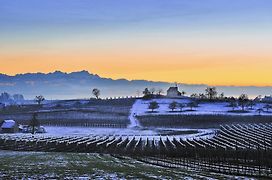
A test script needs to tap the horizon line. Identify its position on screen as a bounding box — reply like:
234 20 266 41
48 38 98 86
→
1 70 272 88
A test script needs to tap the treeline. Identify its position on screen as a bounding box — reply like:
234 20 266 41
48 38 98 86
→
0 92 24 104
141 86 272 114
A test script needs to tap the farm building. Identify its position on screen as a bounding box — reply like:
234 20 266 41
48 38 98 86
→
166 87 182 97
0 120 19 133
262 96 272 103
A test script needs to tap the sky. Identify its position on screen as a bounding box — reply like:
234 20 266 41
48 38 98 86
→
0 0 272 86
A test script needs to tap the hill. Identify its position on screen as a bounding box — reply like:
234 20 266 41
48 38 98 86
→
0 70 271 99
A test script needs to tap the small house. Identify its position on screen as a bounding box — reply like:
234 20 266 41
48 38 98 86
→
262 96 272 103
1 120 19 133
167 87 182 97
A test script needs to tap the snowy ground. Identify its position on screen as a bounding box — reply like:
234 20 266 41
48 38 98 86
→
0 150 252 179
10 97 272 141
132 98 272 116
2 126 215 140
128 99 141 127
44 126 156 136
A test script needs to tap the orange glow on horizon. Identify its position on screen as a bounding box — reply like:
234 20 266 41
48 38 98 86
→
1 51 271 87
1 0 272 89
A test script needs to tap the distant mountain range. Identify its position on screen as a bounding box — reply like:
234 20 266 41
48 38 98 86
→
0 70 271 99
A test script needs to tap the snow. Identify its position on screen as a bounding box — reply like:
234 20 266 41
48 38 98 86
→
1 126 215 140
44 126 156 136
128 99 142 128
1 120 16 129
131 98 190 115
130 98 272 116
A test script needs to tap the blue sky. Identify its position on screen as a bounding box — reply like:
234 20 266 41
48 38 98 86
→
0 0 272 86
1 0 271 34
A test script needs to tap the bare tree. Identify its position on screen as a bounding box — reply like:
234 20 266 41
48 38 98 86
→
29 113 40 134
238 94 249 111
92 88 100 99
229 101 238 111
178 103 186 112
150 87 156 95
187 101 198 111
169 101 178 112
35 95 45 105
264 104 272 112
200 93 207 99
205 87 218 100
157 89 164 95
191 93 199 99
148 101 159 112
219 92 225 100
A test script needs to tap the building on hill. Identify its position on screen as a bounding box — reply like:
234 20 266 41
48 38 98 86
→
1 120 19 133
166 86 182 97
262 96 272 103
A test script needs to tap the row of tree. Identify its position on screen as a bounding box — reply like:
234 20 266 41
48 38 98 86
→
147 95 272 113
0 92 24 103
148 101 198 112
141 86 266 104
190 87 228 100
229 94 272 112
140 86 221 100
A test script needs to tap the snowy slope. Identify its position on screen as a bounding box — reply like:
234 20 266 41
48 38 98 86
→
131 98 272 116
1 126 215 140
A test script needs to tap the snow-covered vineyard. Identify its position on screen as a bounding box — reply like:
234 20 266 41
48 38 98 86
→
132 98 272 116
1 123 272 152
1 123 272 177
1 96 272 178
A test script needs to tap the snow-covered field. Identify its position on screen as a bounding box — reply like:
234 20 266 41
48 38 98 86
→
6 97 272 142
44 126 156 136
0 151 250 179
132 98 272 116
3 126 215 140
